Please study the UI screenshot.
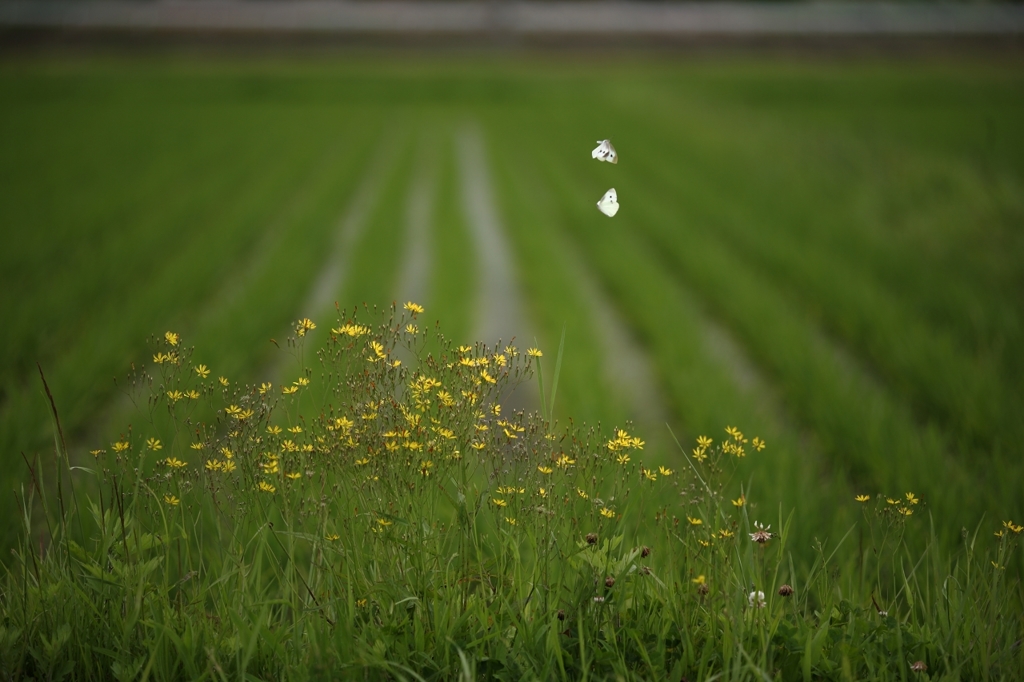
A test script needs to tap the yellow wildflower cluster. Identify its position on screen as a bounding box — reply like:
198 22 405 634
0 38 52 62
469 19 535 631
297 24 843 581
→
333 323 370 337
606 428 644 453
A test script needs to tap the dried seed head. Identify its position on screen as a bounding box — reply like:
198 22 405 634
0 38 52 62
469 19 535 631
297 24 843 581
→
777 584 794 597
586 532 598 545
557 609 566 621
697 583 710 596
640 545 651 558
640 565 651 576
910 661 928 673
605 576 615 588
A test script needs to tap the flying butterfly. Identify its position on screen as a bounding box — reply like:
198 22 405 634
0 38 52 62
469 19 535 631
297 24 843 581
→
596 188 619 217
591 139 618 164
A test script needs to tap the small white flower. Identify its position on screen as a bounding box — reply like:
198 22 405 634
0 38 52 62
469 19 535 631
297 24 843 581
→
749 521 773 544
748 590 766 609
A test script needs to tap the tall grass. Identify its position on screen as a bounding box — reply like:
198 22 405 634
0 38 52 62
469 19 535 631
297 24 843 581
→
3 310 1021 680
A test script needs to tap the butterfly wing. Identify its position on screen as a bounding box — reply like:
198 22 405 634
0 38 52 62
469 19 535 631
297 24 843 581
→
603 140 618 164
596 188 619 217
592 139 618 164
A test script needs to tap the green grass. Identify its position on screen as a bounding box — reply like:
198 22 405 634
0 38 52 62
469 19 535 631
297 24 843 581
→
1 55 1023 675
2 317 1021 680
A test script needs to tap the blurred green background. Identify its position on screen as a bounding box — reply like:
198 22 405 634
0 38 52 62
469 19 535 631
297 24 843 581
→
1 54 1022 553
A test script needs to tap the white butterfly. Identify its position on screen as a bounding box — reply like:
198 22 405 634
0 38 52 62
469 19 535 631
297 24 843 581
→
591 139 618 164
596 188 619 217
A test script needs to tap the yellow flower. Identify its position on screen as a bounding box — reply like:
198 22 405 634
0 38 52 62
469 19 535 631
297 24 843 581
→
419 460 434 477
405 324 418 335
886 498 899 505
164 495 180 506
259 382 272 395
1003 520 1024 534
692 448 708 463
538 466 553 475
165 457 186 468
184 390 200 400
505 517 517 525
325 533 340 542
995 530 1005 538
538 487 548 498
192 364 210 379
220 447 234 459
659 466 674 477
480 370 496 385
354 458 370 466
697 435 712 449
403 302 424 314
221 461 236 473
600 507 616 519
166 390 183 402
377 518 393 527
687 516 703 526
257 481 276 493
282 386 299 395
295 318 316 337
493 498 508 508
471 441 486 451
526 348 543 358
333 323 370 337
642 468 657 482
89 449 105 458
692 575 706 585
356 598 368 607
205 459 222 472
855 495 871 503
905 492 919 506
286 472 301 480
218 376 229 387
718 529 735 539
235 409 254 421
725 426 745 442
698 539 711 547
146 438 163 451
752 437 766 451
577 488 589 500
555 454 575 469
294 377 310 387
164 331 179 346
898 507 914 517
112 441 130 453
616 453 631 465
732 495 745 507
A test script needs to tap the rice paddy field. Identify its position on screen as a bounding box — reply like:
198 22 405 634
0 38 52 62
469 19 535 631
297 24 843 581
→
1 52 1023 679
